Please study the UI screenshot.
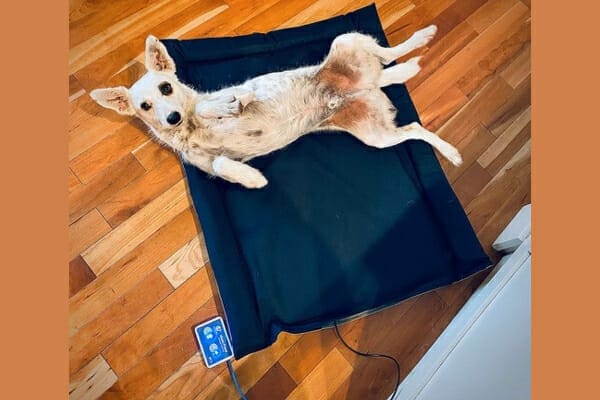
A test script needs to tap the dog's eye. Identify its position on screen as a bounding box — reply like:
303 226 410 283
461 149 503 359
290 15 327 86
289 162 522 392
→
159 82 173 96
140 102 152 111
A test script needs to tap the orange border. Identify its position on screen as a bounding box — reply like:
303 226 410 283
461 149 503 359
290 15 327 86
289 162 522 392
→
3 1 68 399
532 1 599 399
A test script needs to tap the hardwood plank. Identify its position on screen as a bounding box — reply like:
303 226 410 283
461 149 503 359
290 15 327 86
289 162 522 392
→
69 74 85 101
69 355 118 400
68 95 136 161
70 0 161 47
501 42 530 88
483 120 530 177
466 139 531 232
457 15 530 97
440 124 496 183
279 328 339 384
428 0 488 37
69 255 96 298
337 292 446 367
73 0 228 90
375 0 415 31
69 209 112 260
411 1 529 111
102 301 218 399
478 105 531 167
453 161 493 207
384 0 455 44
481 75 531 136
466 0 519 33
246 362 297 400
69 208 198 335
476 177 530 249
70 121 148 183
97 156 183 227
278 0 354 28
287 348 352 400
69 269 173 376
330 299 417 366
69 154 146 224
194 333 300 399
158 235 209 288
68 168 81 193
81 180 190 275
234 0 320 35
132 139 178 171
70 0 200 74
146 353 224 400
437 76 513 144
102 267 213 376
419 84 468 131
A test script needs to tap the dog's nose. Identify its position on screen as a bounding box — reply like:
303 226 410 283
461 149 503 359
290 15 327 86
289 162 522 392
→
167 111 181 125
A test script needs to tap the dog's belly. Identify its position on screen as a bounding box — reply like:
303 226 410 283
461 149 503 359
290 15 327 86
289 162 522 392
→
213 67 338 160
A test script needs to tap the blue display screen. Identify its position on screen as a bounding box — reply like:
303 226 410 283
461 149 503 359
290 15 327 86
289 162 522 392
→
194 317 234 368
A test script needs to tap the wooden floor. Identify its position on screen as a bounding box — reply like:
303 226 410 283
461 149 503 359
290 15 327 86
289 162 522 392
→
68 0 531 399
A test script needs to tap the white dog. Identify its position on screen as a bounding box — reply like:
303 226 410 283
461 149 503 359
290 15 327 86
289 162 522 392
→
91 25 462 189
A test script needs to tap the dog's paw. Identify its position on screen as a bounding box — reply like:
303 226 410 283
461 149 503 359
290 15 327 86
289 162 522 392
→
446 147 463 167
404 56 423 78
243 171 268 189
196 99 242 119
411 25 437 48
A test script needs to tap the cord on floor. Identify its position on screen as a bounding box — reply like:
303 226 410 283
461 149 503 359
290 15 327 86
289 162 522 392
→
227 360 248 400
333 320 401 399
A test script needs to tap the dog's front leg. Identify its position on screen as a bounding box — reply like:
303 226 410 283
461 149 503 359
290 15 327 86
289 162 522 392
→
196 90 255 119
212 156 268 189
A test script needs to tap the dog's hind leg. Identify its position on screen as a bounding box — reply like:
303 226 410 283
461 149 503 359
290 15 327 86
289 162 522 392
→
378 56 422 87
368 122 462 166
375 25 437 65
322 90 462 166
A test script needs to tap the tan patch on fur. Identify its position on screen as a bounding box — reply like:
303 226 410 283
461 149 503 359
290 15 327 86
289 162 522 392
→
317 60 360 92
327 99 369 128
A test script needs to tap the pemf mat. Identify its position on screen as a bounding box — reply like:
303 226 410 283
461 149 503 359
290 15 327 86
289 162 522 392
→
162 4 491 359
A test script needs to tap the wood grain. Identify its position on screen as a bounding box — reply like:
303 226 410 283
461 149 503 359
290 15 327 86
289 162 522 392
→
81 180 190 275
158 235 209 288
69 355 118 400
102 268 213 376
69 269 173 376
69 209 111 260
287 348 353 400
102 300 218 399
96 156 183 227
69 208 198 335
146 353 225 400
69 255 96 298
246 362 297 400
69 154 146 224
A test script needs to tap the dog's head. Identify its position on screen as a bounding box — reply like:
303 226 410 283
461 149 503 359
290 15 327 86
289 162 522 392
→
91 36 195 134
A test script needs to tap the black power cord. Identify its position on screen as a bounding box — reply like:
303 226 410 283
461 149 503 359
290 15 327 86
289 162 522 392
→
227 360 248 400
333 320 401 399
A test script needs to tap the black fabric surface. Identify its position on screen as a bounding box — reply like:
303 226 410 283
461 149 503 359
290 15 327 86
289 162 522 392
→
162 4 491 359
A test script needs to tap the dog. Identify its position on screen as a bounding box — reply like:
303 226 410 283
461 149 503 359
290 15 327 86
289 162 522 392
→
91 25 462 189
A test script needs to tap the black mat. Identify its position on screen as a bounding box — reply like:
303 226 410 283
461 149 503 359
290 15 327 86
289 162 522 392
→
162 4 490 359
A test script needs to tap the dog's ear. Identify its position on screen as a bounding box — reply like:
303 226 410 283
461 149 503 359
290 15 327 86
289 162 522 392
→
145 35 176 73
90 87 135 116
